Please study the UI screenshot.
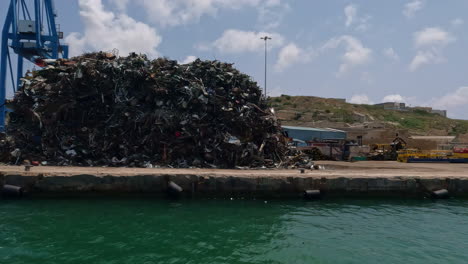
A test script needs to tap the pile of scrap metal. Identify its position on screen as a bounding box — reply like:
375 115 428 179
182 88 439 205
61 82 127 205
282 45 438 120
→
3 52 294 168
299 147 330 161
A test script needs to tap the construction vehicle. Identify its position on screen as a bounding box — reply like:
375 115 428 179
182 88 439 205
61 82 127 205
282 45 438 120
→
397 148 468 163
0 0 68 131
369 134 407 161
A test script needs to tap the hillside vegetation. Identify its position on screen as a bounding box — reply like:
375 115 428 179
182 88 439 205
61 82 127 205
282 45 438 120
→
269 95 468 136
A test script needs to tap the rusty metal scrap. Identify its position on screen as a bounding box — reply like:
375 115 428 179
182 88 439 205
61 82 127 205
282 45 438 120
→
5 52 293 168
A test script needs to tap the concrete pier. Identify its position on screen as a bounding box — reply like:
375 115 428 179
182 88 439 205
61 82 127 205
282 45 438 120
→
1 161 468 198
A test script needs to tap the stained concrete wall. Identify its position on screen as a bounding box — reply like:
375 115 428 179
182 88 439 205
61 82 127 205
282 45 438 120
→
2 171 468 198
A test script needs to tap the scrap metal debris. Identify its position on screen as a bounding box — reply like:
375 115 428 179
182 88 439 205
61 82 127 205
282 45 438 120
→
5 52 293 168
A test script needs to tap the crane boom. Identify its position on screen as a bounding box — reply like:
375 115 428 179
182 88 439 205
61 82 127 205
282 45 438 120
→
0 0 68 131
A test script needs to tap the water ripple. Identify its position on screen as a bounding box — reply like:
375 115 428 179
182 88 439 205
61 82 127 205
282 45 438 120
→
0 198 468 264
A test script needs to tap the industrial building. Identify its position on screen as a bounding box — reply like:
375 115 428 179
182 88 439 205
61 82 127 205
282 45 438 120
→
412 107 447 117
374 102 407 111
282 126 347 143
374 103 447 117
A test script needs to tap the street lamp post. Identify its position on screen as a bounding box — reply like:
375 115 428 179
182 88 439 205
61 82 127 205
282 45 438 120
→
260 36 271 98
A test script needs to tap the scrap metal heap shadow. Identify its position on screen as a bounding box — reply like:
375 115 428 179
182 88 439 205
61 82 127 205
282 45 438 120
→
5 52 290 168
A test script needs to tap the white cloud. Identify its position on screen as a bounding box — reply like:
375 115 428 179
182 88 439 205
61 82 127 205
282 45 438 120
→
355 15 372 32
383 47 399 61
65 0 162 57
409 27 455 71
382 94 407 103
136 0 237 27
451 18 464 27
344 4 371 32
349 94 373 104
208 29 284 53
264 0 281 7
322 35 372 75
109 0 129 11
257 0 290 30
344 4 357 27
65 33 87 57
133 0 286 28
275 44 301 72
274 43 313 72
137 0 217 27
180 55 198 64
414 27 455 48
432 87 468 110
403 0 424 18
409 50 440 71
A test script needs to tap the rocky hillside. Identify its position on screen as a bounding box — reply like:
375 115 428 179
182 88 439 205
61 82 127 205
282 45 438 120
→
269 95 468 136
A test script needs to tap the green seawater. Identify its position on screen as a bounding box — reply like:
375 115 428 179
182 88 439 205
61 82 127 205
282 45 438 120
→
1 198 467 264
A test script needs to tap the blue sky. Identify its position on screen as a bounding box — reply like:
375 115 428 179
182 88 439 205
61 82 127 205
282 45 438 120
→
2 0 468 119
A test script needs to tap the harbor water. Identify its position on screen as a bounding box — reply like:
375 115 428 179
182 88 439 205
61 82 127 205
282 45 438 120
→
1 198 467 264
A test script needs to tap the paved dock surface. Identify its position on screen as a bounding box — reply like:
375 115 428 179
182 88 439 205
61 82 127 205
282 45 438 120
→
1 161 468 197
1 161 468 177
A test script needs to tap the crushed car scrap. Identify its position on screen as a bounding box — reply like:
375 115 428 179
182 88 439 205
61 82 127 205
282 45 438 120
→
3 52 311 169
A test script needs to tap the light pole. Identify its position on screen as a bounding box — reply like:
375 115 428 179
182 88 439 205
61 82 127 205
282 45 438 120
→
260 36 271 98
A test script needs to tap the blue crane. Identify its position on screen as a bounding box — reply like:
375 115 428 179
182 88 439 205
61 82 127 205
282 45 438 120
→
0 0 68 131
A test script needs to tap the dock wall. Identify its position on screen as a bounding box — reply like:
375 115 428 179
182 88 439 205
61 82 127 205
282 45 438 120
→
2 168 468 198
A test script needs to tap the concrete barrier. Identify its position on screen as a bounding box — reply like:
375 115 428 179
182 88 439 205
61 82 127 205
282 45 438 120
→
0 165 467 198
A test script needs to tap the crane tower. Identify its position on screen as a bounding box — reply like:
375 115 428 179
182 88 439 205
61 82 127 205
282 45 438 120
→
0 0 68 131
